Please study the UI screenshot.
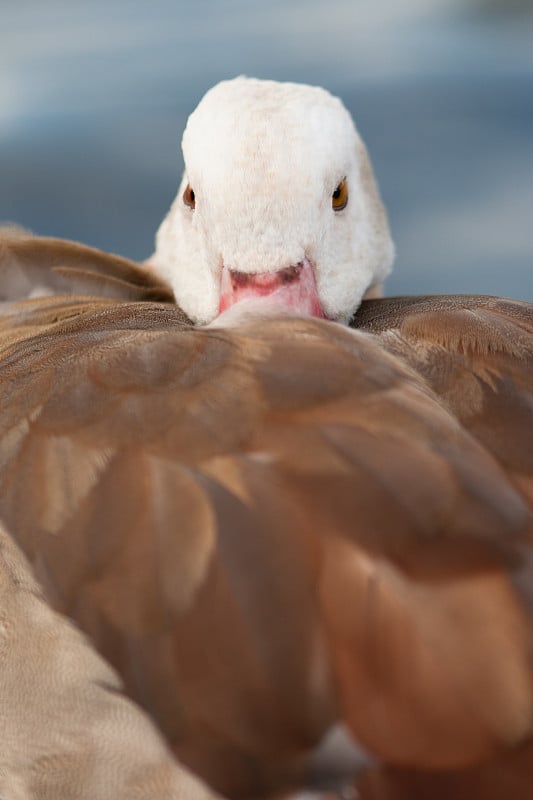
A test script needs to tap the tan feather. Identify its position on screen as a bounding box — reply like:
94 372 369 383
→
0 238 532 798
0 523 220 800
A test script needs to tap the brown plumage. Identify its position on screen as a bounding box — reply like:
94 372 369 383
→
0 235 532 799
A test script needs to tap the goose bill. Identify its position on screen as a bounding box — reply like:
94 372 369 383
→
219 257 325 318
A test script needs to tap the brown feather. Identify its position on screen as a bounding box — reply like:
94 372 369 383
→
353 294 533 506
357 737 533 800
0 523 220 800
1 242 533 797
0 234 176 304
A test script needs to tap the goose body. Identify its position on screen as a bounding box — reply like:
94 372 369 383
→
0 235 532 799
0 77 532 799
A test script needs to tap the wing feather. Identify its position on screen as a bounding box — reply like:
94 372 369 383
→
0 284 532 796
0 234 176 304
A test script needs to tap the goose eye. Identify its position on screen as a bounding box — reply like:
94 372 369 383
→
332 179 348 211
183 183 196 209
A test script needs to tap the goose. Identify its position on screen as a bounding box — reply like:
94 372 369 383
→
148 77 394 324
0 77 531 800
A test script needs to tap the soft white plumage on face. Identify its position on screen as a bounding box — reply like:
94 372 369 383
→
152 77 394 325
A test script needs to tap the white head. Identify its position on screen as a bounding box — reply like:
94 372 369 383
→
152 77 394 325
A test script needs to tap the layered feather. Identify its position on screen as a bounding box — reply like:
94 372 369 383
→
0 236 532 798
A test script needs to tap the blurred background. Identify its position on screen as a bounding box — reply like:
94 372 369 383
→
1 0 532 299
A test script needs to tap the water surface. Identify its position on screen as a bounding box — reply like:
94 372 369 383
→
1 0 532 299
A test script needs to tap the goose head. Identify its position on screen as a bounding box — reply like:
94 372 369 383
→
152 77 394 324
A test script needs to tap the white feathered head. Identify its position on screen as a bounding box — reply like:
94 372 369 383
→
153 77 394 324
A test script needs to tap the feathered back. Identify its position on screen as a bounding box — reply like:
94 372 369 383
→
0 235 532 798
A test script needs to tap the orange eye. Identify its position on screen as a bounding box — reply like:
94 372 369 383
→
332 179 348 211
183 183 196 209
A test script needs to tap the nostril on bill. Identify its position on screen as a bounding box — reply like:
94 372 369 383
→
279 263 304 284
230 271 253 290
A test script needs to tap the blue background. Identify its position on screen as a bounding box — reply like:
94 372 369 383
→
1 0 532 300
